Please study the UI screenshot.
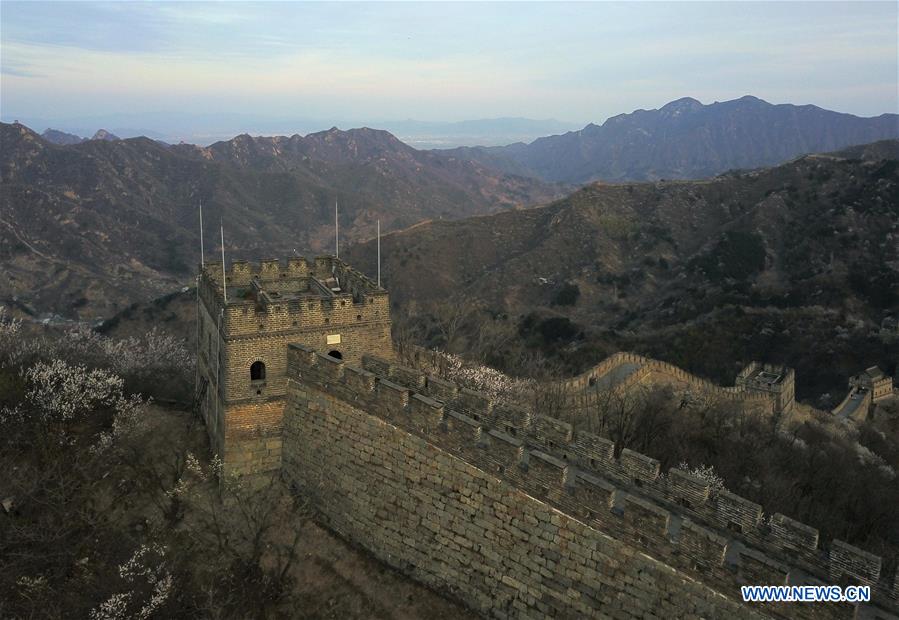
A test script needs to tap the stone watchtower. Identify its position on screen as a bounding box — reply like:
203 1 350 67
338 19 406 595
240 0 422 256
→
735 362 796 418
196 256 393 474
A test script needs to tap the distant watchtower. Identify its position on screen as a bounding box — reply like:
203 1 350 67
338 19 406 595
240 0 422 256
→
735 362 796 418
196 256 393 474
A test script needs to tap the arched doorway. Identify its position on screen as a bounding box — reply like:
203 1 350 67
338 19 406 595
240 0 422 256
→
327 350 343 360
250 360 266 381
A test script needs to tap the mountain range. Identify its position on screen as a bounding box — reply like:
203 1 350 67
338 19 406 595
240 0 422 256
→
0 122 562 319
40 128 122 144
345 140 899 398
96 138 899 402
2 114 581 148
4 94 898 330
439 96 899 183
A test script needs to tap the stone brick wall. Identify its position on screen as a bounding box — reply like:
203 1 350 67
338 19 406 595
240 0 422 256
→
197 256 393 475
221 294 390 339
283 377 766 618
223 433 282 475
554 352 787 418
281 346 899 619
197 297 225 458
222 322 393 401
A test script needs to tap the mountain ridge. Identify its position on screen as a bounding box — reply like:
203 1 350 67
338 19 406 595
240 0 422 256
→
40 128 86 145
0 122 564 319
437 96 899 183
345 139 899 396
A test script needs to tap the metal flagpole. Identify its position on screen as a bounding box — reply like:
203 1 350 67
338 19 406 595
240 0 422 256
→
335 199 339 259
195 201 203 412
220 221 227 303
377 219 381 288
199 201 204 267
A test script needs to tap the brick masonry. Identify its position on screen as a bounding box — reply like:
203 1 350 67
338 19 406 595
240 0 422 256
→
284 378 765 619
281 346 899 619
196 256 393 475
192 258 898 618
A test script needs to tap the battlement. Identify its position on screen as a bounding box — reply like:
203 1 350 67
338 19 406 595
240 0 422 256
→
195 256 393 476
556 352 795 417
198 256 389 337
736 362 795 393
285 344 898 615
202 255 380 289
849 366 894 403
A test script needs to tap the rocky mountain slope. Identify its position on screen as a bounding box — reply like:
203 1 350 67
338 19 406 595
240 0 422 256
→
441 96 899 183
0 122 563 319
91 129 120 141
40 128 86 145
346 140 899 399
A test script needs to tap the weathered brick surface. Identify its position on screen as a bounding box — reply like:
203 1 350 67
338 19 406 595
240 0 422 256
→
679 519 728 572
283 384 766 619
770 513 819 553
194 258 899 619
716 490 763 534
739 548 789 585
622 494 670 538
668 468 711 508
197 256 393 475
619 448 660 483
829 540 882 588
279 349 899 620
224 435 282 475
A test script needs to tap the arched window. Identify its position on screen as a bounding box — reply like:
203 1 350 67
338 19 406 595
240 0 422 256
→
327 350 343 360
250 361 266 381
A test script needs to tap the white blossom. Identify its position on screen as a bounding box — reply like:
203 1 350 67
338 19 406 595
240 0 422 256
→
854 442 895 478
92 544 172 619
90 593 133 620
16 574 47 591
0 306 21 338
118 543 167 582
431 350 533 404
25 360 123 423
0 306 25 367
59 326 192 380
165 477 189 499
0 404 24 425
676 461 726 496
91 393 151 454
209 454 225 480
185 452 206 480
137 573 173 620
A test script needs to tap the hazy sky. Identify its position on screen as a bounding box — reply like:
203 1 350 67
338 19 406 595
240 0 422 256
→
1 1 897 126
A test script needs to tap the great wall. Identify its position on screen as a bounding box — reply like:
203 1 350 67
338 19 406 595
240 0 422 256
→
550 352 795 420
282 346 898 619
196 256 393 472
196 256 898 619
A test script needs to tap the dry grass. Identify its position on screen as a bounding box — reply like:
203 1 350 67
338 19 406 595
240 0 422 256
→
145 404 476 620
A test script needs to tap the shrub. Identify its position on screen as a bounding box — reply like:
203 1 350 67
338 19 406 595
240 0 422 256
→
552 283 580 306
691 231 766 281
537 317 580 344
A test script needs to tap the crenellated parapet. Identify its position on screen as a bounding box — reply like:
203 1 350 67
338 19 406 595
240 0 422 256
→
554 352 795 417
202 255 381 288
285 345 898 617
198 256 389 337
195 256 393 476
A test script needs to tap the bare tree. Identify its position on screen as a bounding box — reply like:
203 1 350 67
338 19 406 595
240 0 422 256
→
171 462 309 619
558 383 677 457
427 297 483 353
